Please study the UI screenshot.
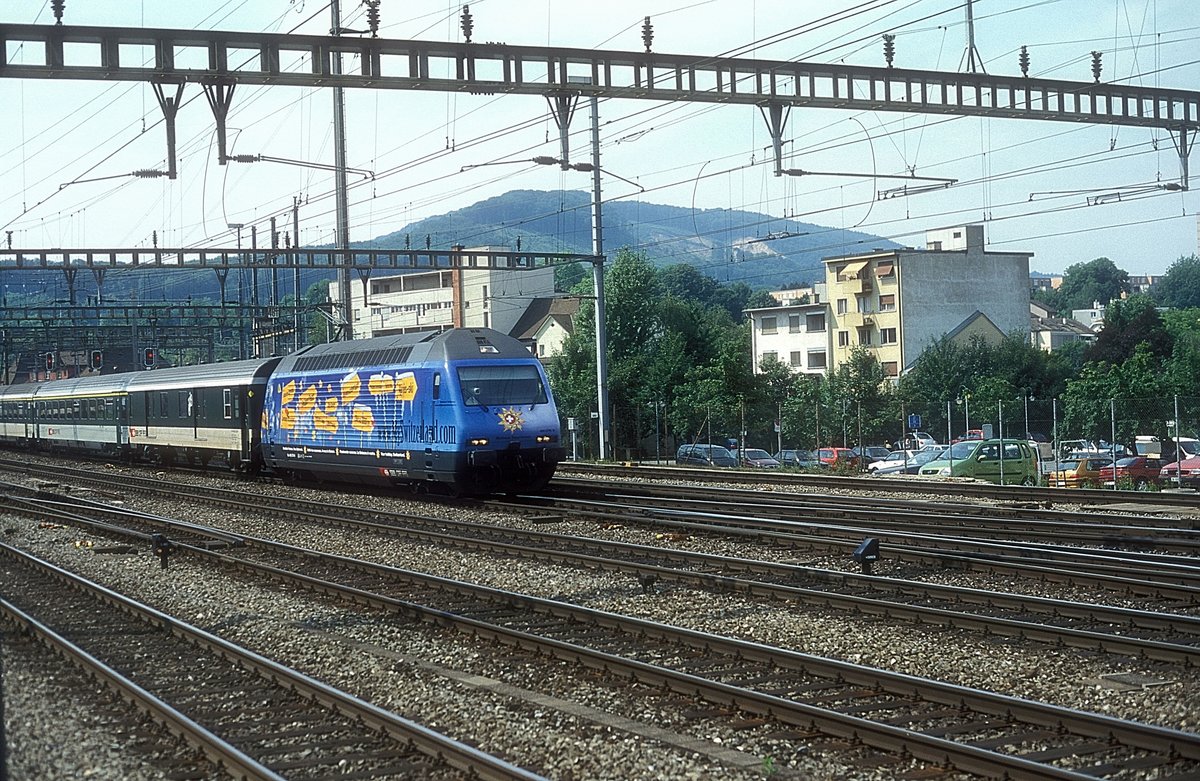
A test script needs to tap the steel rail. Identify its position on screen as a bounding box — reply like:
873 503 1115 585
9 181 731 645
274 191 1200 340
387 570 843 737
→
0 542 548 781
10 483 1200 777
0 598 288 781
12 489 1200 667
560 463 1200 510
145 531 1200 779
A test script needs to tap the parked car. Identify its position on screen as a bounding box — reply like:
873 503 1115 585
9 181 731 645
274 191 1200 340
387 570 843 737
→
774 449 827 469
951 429 986 444
1097 456 1164 489
739 448 781 468
675 443 738 468
817 447 859 468
1160 455 1200 488
1046 457 1113 488
867 450 918 473
918 438 1040 485
851 445 892 463
873 448 946 476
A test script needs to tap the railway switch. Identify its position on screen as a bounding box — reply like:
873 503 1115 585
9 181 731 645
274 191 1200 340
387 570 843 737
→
853 537 880 575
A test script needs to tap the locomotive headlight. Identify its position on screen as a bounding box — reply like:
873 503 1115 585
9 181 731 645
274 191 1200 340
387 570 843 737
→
469 438 489 446
536 435 553 443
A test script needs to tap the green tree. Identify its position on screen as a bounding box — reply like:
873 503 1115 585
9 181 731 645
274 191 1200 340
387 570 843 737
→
1052 257 1130 312
1155 254 1200 309
1085 294 1171 364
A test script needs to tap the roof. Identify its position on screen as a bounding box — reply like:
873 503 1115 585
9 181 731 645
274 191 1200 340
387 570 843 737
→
944 310 1004 343
509 296 581 340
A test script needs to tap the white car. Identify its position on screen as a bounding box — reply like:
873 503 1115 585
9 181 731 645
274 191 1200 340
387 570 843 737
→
868 450 919 472
895 431 938 450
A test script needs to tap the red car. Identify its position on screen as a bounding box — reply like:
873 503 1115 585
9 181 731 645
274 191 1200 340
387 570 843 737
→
1097 456 1164 489
951 429 986 444
817 447 860 468
1160 456 1200 489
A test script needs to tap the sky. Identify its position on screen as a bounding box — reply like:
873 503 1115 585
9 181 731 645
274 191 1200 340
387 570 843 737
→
1 0 1197 288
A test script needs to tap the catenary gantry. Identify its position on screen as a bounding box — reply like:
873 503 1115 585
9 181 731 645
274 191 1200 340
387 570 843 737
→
1 22 1196 184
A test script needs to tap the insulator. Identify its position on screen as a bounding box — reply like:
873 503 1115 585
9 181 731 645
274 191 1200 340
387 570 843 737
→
152 230 158 248
1018 45 1030 77
882 34 895 68
51 0 65 25
642 16 653 54
133 169 166 178
1090 50 1102 83
460 5 473 44
365 0 380 38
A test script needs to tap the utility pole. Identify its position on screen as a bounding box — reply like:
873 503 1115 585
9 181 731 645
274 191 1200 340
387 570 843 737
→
331 0 353 341
587 92 610 461
293 195 302 352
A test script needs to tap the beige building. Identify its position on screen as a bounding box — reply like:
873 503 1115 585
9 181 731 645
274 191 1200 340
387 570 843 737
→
823 225 1031 376
746 302 831 375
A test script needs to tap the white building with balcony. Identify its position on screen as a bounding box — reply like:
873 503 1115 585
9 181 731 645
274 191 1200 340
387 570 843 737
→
746 302 831 375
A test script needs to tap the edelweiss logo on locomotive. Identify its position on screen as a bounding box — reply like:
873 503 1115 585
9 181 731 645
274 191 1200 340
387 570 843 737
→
497 407 525 432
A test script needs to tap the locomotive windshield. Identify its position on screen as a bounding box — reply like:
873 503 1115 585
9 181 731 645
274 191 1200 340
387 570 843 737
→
457 365 549 407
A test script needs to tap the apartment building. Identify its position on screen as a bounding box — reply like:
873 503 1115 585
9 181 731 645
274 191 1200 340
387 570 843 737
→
746 302 831 375
748 225 1031 379
822 225 1031 376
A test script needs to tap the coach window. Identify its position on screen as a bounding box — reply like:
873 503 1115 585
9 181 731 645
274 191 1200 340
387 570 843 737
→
223 389 233 420
159 391 169 418
179 390 192 417
433 373 441 400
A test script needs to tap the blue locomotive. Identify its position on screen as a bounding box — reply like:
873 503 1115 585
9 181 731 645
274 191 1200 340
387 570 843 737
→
0 328 565 495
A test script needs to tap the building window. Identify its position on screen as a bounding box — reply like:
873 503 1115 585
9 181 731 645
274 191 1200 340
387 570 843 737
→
762 350 777 363
806 313 826 332
858 328 872 346
836 299 848 315
882 361 898 377
788 314 801 333
838 331 849 347
538 342 545 356
880 327 897 344
789 351 802 367
807 351 827 369
856 295 871 313
762 316 777 334
879 294 896 311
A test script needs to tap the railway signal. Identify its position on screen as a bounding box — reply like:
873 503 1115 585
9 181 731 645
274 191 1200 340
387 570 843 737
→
143 347 155 367
89 349 103 370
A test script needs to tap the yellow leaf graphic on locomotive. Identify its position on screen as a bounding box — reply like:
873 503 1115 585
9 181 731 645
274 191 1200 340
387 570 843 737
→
280 380 296 407
313 408 339 433
498 407 525 432
368 374 394 395
394 372 418 401
341 371 361 404
297 386 318 413
324 396 339 413
280 406 296 430
351 404 375 433
260 409 268 429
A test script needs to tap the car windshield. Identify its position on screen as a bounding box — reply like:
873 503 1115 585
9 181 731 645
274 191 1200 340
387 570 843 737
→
915 449 944 464
710 446 734 459
1114 457 1138 467
457 365 548 407
744 449 771 459
946 441 979 460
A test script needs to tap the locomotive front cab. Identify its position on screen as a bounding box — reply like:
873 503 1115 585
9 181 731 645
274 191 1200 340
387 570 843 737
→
453 361 564 492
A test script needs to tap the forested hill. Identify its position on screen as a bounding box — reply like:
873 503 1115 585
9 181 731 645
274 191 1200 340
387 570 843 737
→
366 189 899 290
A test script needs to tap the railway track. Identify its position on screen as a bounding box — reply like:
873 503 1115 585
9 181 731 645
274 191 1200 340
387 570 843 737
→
10 498 1200 779
7 463 1200 664
0 543 544 781
559 462 1200 511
